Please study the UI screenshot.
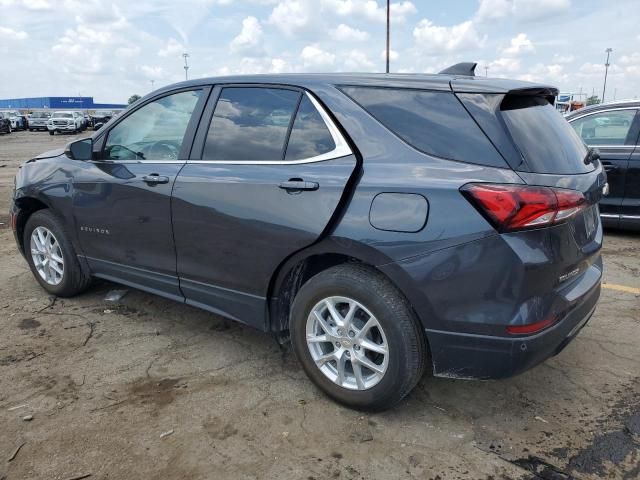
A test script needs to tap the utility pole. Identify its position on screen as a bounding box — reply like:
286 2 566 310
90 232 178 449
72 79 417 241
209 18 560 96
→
150 80 155 92
183 52 190 81
602 48 612 103
484 66 489 77
385 0 390 73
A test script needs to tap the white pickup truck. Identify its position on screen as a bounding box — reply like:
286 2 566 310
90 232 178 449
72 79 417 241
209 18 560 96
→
47 111 84 135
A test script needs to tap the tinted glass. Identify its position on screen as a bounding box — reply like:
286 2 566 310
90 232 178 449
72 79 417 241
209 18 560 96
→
570 110 636 146
104 90 201 161
501 96 592 174
285 96 335 160
204 87 300 160
341 86 505 167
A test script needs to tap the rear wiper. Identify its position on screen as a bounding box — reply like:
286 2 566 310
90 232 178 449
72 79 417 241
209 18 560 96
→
584 147 600 165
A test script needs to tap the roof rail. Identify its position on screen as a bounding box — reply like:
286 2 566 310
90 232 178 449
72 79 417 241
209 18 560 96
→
438 62 477 77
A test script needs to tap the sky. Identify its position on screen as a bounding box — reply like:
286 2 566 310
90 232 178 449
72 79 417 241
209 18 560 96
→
0 0 638 104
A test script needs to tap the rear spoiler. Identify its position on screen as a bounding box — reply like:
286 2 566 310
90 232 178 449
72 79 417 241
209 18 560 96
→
439 62 477 76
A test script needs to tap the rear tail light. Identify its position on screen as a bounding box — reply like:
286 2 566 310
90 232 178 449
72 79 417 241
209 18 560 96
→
506 316 557 335
461 183 586 232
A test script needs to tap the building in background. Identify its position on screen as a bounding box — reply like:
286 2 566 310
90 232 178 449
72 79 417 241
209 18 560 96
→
0 96 126 111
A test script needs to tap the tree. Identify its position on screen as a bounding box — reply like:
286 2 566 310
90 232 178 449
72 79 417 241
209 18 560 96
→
128 94 141 105
586 95 601 106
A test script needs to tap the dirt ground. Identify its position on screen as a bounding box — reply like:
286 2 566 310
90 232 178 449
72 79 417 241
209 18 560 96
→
0 131 638 480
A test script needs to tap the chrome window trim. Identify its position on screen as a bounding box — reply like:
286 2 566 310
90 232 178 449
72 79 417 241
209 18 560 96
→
188 91 352 165
599 213 619 219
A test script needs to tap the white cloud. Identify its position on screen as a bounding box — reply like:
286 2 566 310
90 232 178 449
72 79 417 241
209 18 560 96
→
332 23 369 42
489 57 521 74
140 65 167 79
230 16 263 54
22 0 50 10
300 45 335 70
553 54 575 64
502 33 534 56
413 19 486 53
0 25 28 39
343 49 375 71
158 38 184 57
380 49 398 61
476 0 571 22
268 0 313 35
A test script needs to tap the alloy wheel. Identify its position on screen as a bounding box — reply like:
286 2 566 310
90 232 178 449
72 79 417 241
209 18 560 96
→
30 226 64 285
306 296 389 390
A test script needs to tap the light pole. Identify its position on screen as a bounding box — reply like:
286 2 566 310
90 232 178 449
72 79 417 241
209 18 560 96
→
385 0 390 73
602 48 612 103
484 65 489 77
150 79 155 92
183 52 190 81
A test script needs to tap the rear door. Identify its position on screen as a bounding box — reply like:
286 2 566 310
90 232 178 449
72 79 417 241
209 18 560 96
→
568 108 638 227
172 85 357 329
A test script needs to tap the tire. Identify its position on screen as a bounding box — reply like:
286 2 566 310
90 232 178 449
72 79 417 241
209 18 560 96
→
23 210 91 297
290 264 427 411
49 130 54 135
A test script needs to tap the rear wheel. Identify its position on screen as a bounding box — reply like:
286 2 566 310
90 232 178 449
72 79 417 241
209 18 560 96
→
290 264 426 411
24 210 91 297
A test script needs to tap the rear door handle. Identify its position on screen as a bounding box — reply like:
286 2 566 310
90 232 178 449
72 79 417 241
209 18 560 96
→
142 174 170 184
279 180 319 191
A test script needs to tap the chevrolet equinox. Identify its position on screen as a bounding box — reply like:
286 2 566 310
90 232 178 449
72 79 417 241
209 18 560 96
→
11 64 606 410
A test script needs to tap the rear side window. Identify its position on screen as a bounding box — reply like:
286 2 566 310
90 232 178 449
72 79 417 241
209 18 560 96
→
569 110 637 146
500 95 592 174
204 87 300 160
285 96 335 160
340 86 506 168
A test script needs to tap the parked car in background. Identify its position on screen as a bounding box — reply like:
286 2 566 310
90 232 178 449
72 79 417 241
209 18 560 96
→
0 110 27 130
567 100 640 230
0 112 12 134
74 111 88 131
46 111 83 134
90 109 113 129
28 111 51 131
12 66 606 410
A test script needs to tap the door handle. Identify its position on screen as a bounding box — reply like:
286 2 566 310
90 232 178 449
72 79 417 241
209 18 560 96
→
278 179 319 192
602 163 618 172
142 174 170 184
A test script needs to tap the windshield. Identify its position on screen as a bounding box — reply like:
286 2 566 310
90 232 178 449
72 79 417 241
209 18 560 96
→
54 112 74 118
31 112 48 118
500 96 592 174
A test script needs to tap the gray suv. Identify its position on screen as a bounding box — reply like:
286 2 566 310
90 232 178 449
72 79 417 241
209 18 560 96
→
11 64 605 410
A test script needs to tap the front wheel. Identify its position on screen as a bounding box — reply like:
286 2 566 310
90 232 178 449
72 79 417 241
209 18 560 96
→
290 264 427 411
24 210 91 297
49 130 54 135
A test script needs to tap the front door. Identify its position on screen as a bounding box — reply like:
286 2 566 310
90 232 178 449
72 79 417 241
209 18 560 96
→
172 86 357 328
569 108 638 227
72 88 207 299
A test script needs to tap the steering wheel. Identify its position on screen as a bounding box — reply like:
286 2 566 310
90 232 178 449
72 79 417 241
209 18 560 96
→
149 142 179 160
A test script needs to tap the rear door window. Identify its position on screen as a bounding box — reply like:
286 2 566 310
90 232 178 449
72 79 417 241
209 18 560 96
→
340 86 506 168
285 96 336 160
569 110 637 146
500 95 592 174
204 87 301 160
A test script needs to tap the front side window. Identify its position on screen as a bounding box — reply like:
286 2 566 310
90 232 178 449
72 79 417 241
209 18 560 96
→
203 87 300 161
104 89 202 161
570 110 637 146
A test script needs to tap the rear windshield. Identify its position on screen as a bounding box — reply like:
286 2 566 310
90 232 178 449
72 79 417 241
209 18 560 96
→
340 86 507 168
500 96 592 174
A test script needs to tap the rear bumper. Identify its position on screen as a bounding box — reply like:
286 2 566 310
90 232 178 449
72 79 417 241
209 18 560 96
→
426 271 600 379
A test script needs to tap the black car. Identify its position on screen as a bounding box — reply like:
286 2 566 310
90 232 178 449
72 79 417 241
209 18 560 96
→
11 66 605 410
567 100 640 230
0 112 11 134
90 110 113 129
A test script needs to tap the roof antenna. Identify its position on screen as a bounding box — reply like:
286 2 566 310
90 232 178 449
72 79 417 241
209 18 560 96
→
439 62 477 76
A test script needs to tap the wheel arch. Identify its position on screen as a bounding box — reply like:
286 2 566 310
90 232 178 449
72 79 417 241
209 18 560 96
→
266 239 433 347
13 196 50 255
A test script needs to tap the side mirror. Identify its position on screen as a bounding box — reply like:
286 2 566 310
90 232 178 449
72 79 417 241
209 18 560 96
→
65 138 93 161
